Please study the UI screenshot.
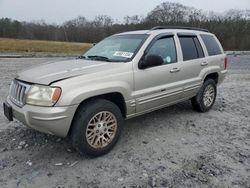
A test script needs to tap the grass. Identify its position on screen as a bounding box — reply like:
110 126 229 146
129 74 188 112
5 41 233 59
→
0 38 92 55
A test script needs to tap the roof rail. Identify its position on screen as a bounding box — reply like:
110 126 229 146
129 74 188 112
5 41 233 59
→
151 26 209 32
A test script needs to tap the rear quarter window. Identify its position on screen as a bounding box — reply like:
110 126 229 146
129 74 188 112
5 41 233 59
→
200 34 222 56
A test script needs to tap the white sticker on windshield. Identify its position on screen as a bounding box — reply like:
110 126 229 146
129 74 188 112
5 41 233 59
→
113 51 134 58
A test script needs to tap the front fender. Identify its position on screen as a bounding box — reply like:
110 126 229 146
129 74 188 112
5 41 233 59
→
58 81 132 106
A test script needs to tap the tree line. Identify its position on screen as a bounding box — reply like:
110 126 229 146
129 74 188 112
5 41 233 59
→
0 2 249 50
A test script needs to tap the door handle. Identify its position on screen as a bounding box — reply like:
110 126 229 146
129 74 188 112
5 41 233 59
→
170 67 181 73
201 62 208 66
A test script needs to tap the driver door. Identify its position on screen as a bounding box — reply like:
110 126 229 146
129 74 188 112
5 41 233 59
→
133 34 184 114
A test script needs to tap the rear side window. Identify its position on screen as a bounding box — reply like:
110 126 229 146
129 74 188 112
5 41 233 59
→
200 34 222 56
179 36 204 61
193 37 204 58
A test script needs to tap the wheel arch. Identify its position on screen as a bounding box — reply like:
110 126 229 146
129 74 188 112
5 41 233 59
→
204 72 219 84
68 92 127 136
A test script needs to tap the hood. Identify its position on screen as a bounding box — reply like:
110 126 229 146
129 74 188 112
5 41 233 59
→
17 59 118 85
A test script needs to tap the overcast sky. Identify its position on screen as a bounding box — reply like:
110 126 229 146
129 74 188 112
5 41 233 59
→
0 0 249 24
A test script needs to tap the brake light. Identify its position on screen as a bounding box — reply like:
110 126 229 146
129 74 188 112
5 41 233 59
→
224 56 228 69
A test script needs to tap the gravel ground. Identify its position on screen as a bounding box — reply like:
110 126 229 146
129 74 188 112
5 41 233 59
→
0 55 249 188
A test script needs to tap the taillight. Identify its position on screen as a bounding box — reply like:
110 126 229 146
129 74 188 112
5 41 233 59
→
224 56 228 69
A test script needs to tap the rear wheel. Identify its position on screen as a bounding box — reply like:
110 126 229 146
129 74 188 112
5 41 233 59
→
191 79 217 112
70 99 123 157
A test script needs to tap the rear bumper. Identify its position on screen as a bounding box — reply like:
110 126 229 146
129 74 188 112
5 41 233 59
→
6 96 78 137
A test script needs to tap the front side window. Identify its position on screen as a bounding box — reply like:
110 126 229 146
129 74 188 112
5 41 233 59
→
84 34 149 62
146 37 177 64
179 36 204 61
200 34 222 56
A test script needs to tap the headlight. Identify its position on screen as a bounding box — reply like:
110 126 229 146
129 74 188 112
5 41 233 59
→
26 85 61 106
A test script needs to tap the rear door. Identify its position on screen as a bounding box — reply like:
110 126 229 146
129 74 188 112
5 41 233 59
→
176 33 207 98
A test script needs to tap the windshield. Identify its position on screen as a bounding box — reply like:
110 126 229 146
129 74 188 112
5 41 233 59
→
83 34 149 62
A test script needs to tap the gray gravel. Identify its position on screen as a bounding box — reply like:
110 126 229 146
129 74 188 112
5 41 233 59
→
0 55 250 188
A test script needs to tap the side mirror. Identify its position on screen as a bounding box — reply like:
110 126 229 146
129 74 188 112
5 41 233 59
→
138 54 164 69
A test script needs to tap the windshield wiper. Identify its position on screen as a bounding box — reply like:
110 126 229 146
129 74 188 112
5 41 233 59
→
87 55 112 62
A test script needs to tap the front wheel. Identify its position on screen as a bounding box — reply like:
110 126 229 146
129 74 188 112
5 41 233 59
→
70 99 123 157
191 79 217 112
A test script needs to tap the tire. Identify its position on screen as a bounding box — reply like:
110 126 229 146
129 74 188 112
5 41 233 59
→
70 99 124 157
191 79 217 112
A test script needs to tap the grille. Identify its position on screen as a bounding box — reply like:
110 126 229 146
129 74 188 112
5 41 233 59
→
9 79 30 107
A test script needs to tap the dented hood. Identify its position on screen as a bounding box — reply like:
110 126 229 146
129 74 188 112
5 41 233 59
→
16 59 117 85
